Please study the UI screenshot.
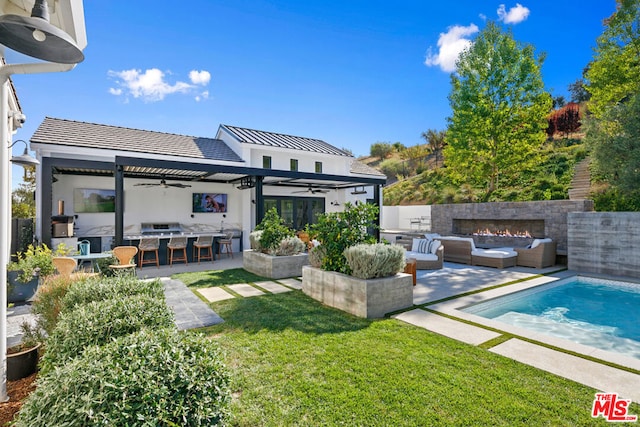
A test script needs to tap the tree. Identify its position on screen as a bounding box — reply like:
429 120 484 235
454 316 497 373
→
444 21 552 195
568 78 590 103
552 95 566 109
369 142 393 161
421 129 446 168
12 167 36 218
585 0 640 119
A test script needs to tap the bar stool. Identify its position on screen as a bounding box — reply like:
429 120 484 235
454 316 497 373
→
192 235 214 264
138 237 160 268
167 235 188 266
218 231 234 259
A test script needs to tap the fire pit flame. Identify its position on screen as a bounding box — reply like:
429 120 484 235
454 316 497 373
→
472 228 532 238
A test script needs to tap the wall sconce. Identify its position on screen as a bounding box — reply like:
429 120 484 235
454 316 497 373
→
9 139 40 167
237 176 256 189
330 200 340 206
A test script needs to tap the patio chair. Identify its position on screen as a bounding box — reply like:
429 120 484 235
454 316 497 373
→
109 246 138 275
515 239 556 268
218 231 234 259
52 256 99 280
138 237 160 268
167 235 188 266
192 235 214 264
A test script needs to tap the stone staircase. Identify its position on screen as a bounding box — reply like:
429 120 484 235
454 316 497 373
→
568 157 591 200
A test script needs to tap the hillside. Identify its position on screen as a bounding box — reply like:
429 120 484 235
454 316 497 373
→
358 137 589 206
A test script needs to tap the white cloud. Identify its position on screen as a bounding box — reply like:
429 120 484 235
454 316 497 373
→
497 3 530 24
189 70 211 85
195 91 209 102
108 68 211 102
425 24 479 73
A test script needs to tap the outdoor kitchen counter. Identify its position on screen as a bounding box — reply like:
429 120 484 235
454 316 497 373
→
123 231 241 265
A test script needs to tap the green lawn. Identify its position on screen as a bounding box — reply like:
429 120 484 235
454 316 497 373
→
180 281 637 426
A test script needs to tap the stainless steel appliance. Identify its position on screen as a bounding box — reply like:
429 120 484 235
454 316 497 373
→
51 215 74 237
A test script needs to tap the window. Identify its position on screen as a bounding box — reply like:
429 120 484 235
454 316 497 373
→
262 196 325 230
290 159 298 171
315 161 322 173
263 156 272 169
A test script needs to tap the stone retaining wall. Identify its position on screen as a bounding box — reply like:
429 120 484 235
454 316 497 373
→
568 212 640 279
430 200 594 254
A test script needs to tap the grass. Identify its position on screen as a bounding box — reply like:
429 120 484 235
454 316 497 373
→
173 267 270 288
178 268 638 426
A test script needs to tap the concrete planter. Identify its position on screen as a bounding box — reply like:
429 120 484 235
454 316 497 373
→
243 250 309 279
302 266 413 318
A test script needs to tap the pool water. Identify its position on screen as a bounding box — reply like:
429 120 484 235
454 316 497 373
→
463 276 640 360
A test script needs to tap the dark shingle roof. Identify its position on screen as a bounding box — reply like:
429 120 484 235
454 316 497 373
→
220 124 352 157
31 117 243 162
350 159 386 177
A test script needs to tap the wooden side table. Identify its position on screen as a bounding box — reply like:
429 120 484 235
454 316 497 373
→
404 258 417 286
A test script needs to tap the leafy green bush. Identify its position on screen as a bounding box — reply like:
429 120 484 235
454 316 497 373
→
61 275 164 312
93 252 118 277
40 294 174 374
254 207 295 255
8 244 56 283
308 202 378 274
344 243 405 279
15 328 230 427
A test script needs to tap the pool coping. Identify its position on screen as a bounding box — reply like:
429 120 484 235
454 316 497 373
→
425 270 640 373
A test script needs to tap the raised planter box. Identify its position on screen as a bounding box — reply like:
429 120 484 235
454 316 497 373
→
302 266 413 318
243 250 309 279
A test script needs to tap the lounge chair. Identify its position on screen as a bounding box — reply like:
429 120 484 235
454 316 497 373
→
515 238 556 268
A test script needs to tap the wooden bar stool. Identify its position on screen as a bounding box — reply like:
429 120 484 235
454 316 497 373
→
138 237 160 268
192 235 214 263
167 235 188 266
218 231 234 259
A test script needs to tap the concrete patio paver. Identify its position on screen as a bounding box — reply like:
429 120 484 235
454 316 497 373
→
227 283 266 297
253 280 292 293
161 278 224 330
277 278 303 290
198 286 236 302
491 338 640 403
394 308 501 345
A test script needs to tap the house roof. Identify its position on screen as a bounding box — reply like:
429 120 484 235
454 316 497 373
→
350 159 385 177
220 124 352 157
31 117 244 163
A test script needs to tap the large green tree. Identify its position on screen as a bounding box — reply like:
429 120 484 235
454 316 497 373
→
421 129 446 168
444 21 551 196
585 0 640 204
585 0 640 119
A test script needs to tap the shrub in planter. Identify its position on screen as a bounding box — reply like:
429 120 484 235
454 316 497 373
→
8 243 56 283
275 236 306 256
15 328 231 427
344 243 405 279
308 202 379 275
254 207 295 255
40 294 174 374
249 229 264 250
308 244 326 268
61 275 164 312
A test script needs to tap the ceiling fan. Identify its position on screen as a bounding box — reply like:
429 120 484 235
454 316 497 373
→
134 178 192 189
292 185 329 194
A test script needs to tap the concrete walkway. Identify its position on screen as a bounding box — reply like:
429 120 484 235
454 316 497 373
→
161 277 224 330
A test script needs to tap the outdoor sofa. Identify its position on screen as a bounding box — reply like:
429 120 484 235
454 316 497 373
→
438 236 518 269
395 236 443 270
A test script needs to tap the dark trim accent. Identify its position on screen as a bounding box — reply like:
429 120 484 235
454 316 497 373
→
255 177 264 225
115 165 124 246
373 184 381 242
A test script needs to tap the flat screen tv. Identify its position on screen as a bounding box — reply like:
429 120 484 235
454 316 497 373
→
192 193 227 213
73 188 116 213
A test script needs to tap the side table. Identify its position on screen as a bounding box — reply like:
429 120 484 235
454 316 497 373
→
404 258 417 286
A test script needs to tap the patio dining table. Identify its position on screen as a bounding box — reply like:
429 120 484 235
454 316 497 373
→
71 252 112 273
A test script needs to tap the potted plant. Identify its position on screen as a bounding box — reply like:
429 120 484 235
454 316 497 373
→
7 244 56 303
243 208 308 279
7 322 42 380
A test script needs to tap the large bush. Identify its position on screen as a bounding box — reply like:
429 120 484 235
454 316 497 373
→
40 294 174 373
344 243 405 279
253 208 297 255
308 202 378 274
61 275 164 312
29 275 73 338
15 328 230 427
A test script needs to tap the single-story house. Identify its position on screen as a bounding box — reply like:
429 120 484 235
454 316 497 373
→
30 117 386 260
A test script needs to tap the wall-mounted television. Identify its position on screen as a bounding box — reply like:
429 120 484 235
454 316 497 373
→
192 193 227 213
73 188 116 213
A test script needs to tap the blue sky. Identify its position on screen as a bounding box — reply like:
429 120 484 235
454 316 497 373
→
8 0 617 188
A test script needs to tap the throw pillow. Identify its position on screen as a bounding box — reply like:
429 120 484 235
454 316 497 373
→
430 240 441 255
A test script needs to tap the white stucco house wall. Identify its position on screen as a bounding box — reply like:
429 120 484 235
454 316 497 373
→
30 117 386 260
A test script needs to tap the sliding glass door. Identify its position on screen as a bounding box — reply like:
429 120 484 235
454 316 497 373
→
262 196 325 230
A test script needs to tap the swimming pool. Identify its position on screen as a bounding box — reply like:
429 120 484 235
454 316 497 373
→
462 276 640 360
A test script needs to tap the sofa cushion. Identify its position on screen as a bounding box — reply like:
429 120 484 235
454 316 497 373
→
424 233 441 240
412 238 438 254
530 238 552 249
430 240 441 254
471 247 518 258
405 251 439 261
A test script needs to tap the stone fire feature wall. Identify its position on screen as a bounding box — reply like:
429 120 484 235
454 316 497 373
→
430 200 594 254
